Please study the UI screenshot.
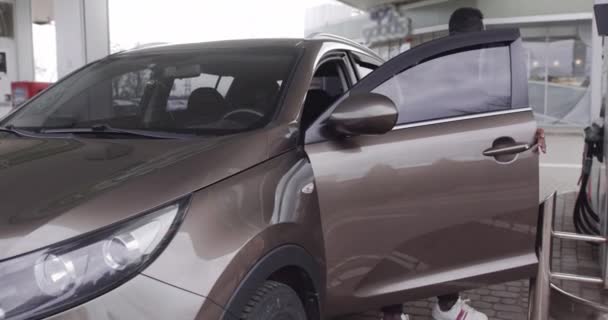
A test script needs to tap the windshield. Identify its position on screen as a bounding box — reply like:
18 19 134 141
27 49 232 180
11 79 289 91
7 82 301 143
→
2 47 299 136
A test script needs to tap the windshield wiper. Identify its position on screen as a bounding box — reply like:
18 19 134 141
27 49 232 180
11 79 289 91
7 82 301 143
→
0 125 72 139
0 126 24 136
40 124 193 139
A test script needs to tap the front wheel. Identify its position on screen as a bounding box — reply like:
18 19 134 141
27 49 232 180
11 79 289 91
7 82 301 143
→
241 280 308 320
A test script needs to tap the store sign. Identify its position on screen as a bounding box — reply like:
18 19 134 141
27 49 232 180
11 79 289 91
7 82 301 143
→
362 6 411 45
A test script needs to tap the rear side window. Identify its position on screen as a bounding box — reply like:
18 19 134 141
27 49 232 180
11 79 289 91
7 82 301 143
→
354 60 377 79
301 59 350 130
352 54 380 80
216 76 234 96
309 60 349 98
373 45 512 125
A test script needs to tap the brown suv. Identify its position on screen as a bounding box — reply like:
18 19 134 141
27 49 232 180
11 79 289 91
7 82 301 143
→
0 29 538 320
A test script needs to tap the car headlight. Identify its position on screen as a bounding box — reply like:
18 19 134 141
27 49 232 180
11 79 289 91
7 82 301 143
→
0 197 189 320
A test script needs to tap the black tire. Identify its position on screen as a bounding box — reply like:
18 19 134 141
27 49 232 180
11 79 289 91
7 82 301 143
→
241 280 308 320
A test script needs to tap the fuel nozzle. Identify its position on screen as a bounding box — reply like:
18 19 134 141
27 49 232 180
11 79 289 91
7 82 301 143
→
584 121 604 165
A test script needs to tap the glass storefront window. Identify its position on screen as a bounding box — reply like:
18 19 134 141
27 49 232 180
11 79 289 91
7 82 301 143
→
524 39 547 118
520 21 593 127
377 45 390 60
388 40 402 59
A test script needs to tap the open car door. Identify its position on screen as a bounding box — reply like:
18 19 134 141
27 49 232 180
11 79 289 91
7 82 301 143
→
304 29 539 315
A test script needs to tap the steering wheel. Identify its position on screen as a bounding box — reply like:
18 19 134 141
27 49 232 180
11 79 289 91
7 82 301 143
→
222 109 264 121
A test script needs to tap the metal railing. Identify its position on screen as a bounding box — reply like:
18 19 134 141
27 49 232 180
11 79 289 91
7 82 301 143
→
529 191 608 319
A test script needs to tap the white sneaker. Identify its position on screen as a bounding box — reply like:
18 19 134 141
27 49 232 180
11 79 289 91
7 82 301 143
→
380 313 410 320
431 298 488 320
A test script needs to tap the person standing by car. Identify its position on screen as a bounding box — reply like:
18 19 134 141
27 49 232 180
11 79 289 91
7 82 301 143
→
430 11 492 320
383 7 546 320
431 8 546 320
446 7 547 155
430 7 547 320
382 7 493 320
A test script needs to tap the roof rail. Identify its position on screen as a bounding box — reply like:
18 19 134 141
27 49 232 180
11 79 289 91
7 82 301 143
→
110 42 169 57
306 33 381 60
131 42 170 50
112 42 170 55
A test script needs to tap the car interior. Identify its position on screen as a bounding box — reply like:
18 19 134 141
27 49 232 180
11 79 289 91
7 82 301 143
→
146 65 285 132
157 76 280 129
301 59 350 130
14 52 295 134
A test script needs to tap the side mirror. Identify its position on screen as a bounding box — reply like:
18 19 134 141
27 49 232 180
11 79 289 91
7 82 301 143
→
329 93 398 136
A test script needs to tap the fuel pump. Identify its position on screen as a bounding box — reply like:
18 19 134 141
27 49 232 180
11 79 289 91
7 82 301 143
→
573 122 603 237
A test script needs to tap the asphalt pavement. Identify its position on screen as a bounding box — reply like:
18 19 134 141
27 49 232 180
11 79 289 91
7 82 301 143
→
539 129 585 199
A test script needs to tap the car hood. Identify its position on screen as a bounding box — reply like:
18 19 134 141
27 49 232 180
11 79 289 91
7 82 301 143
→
0 130 270 260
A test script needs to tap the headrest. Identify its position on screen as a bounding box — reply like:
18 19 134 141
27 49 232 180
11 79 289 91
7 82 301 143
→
187 87 225 110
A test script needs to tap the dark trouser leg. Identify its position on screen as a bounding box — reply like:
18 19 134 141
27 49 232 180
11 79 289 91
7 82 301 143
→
437 293 460 312
382 305 403 320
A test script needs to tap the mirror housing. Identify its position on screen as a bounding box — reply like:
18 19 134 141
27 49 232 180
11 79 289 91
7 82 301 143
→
328 93 398 136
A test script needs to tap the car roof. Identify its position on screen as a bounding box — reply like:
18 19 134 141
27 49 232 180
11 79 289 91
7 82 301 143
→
113 37 381 61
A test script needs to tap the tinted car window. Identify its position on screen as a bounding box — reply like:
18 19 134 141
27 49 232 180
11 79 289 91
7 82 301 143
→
302 60 349 129
373 45 511 125
168 73 220 111
216 76 234 96
309 60 349 98
112 69 152 117
4 48 299 135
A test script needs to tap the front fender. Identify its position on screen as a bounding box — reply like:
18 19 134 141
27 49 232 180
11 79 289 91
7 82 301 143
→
142 150 325 316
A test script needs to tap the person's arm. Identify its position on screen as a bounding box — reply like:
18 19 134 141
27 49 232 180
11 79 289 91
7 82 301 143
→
535 128 547 154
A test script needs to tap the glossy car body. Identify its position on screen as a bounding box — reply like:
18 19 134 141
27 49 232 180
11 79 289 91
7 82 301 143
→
0 29 538 319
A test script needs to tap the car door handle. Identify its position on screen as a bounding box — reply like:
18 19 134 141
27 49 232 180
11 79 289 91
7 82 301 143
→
483 143 533 157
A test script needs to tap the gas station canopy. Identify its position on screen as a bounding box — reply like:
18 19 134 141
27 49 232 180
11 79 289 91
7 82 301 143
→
338 0 427 10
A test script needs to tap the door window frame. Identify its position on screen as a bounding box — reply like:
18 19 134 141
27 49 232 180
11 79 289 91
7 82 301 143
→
305 28 528 144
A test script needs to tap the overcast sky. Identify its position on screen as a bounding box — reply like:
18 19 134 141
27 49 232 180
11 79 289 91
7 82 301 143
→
35 0 340 81
109 0 335 50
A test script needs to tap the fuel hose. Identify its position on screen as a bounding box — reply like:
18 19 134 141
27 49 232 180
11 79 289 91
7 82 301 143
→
573 123 603 237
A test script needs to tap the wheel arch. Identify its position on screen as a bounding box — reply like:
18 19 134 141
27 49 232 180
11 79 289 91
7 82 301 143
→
221 245 323 320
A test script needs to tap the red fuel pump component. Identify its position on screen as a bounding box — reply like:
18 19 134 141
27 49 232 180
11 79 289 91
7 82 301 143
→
11 81 52 108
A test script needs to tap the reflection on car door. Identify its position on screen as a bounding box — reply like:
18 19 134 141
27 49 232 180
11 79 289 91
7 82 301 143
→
305 29 539 314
